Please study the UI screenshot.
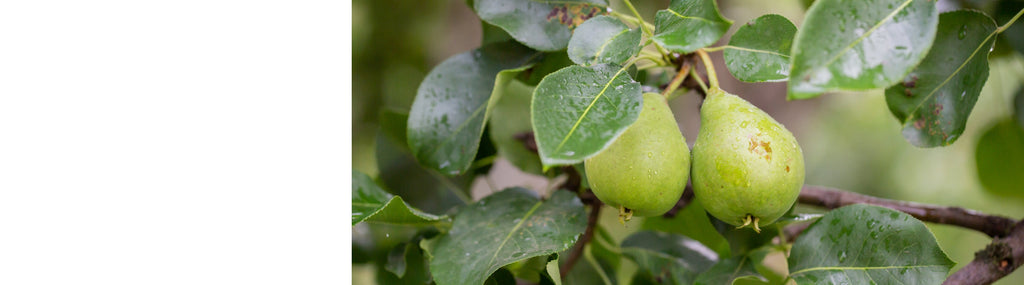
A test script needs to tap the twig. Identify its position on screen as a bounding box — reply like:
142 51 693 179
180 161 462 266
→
798 185 1017 238
662 184 695 218
561 200 602 276
944 219 1024 285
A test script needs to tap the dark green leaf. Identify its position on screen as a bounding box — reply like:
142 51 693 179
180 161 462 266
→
652 0 732 53
379 108 409 149
352 170 446 226
621 230 719 285
474 0 608 51
641 198 731 256
975 118 1024 199
521 51 575 86
378 240 431 284
788 0 939 99
407 41 539 175
376 132 471 215
568 15 642 66
532 64 643 167
995 1 1024 56
488 80 543 174
427 188 586 285
694 256 768 285
724 14 797 82
484 268 517 285
885 10 998 147
710 214 777 257
788 204 954 284
386 242 410 277
483 22 514 45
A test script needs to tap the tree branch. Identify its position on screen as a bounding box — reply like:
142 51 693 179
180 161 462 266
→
798 185 1017 238
944 219 1024 285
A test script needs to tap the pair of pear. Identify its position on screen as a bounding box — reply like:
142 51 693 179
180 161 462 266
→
584 88 804 230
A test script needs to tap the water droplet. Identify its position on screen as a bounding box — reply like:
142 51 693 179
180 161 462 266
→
385 233 390 238
647 152 653 158
465 252 470 256
958 25 968 40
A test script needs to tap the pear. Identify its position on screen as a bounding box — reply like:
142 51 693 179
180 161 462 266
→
691 87 804 232
585 93 690 221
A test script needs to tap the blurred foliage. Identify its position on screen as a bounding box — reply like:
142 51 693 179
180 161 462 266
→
353 0 1024 284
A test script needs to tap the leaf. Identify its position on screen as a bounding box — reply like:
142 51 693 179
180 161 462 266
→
384 242 431 283
975 119 1024 199
788 0 939 99
379 108 409 149
474 0 608 51
885 10 998 147
568 15 642 66
521 51 575 86
642 198 731 256
651 0 733 53
1016 86 1024 126
532 64 643 167
693 256 768 285
376 131 471 215
407 41 539 175
710 214 778 257
543 254 563 285
484 268 517 285
995 1 1024 56
788 204 954 284
621 230 719 285
724 14 797 82
427 188 586 285
386 242 411 278
352 170 447 226
488 79 543 174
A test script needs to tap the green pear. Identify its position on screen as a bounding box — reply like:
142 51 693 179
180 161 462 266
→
585 92 690 221
691 87 804 232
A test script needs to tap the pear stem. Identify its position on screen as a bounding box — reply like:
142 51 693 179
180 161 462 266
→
662 60 692 99
688 68 708 94
695 49 719 90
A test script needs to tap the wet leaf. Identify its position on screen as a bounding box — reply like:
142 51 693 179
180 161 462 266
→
621 230 719 285
724 14 797 82
885 10 997 147
474 0 608 51
642 198 731 256
788 204 954 284
532 64 643 167
693 255 768 285
788 0 938 99
426 188 586 285
352 170 447 226
651 0 732 53
407 41 539 175
975 119 1024 199
568 15 642 66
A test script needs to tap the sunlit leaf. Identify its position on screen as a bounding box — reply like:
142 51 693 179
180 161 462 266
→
885 10 998 147
788 0 938 99
568 15 642 66
532 64 642 167
724 14 797 82
788 204 954 284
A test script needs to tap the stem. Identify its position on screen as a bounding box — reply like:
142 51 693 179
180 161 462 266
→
943 220 1024 285
621 0 650 37
662 61 692 99
689 68 709 94
609 11 655 35
695 49 719 89
996 8 1024 33
701 46 728 52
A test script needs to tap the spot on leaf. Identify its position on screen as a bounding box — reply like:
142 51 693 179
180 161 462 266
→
546 4 604 30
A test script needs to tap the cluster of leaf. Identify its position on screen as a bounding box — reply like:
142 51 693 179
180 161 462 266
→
353 0 1024 283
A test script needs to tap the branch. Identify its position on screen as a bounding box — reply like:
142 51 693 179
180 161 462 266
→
944 219 1024 285
798 185 1017 238
560 199 602 276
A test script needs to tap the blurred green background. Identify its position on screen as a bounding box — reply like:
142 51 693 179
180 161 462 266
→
353 0 1024 283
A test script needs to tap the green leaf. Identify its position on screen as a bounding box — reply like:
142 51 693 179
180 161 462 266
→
724 14 797 82
484 268 517 285
379 108 409 149
885 10 998 147
544 254 563 285
641 198 731 256
407 41 539 175
384 242 431 283
568 15 642 66
427 188 586 285
788 204 954 284
621 230 719 285
975 119 1024 199
352 170 447 226
521 51 575 86
474 0 608 51
694 256 768 285
995 1 1024 56
385 242 411 278
651 0 733 53
1016 86 1024 126
788 0 939 99
532 64 643 167
488 79 543 174
710 214 777 257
